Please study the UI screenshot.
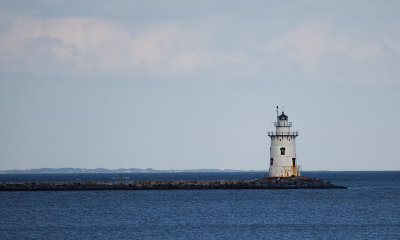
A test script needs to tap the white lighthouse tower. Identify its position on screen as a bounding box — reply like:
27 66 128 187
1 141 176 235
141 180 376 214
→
267 107 300 177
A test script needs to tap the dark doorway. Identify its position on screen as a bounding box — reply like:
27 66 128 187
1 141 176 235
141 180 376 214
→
280 147 286 155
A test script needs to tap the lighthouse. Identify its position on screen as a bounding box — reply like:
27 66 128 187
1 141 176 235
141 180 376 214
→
267 107 300 177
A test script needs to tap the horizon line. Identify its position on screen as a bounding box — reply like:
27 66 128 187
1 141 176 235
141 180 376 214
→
1 167 400 172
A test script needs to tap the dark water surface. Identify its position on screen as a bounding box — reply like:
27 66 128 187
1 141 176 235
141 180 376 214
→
1 171 399 239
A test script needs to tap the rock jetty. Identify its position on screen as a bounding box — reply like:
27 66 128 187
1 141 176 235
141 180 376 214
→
0 176 346 191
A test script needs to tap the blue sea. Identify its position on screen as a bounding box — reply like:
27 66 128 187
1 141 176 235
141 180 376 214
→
0 171 399 239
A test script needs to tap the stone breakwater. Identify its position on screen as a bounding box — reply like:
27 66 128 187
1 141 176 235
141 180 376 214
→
0 176 346 191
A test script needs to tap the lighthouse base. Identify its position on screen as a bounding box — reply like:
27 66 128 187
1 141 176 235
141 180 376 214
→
269 165 301 177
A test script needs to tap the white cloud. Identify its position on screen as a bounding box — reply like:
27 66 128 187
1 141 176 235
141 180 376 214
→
266 25 331 72
385 39 400 52
0 14 222 75
349 42 382 60
0 10 397 85
265 25 388 74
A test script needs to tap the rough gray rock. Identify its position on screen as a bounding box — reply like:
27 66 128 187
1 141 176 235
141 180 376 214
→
0 176 346 191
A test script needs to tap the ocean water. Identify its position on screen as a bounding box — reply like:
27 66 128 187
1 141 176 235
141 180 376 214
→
0 171 399 239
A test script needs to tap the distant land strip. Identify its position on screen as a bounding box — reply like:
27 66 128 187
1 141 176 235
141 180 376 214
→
0 168 262 174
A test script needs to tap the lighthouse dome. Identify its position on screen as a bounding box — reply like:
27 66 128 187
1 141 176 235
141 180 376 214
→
278 112 288 121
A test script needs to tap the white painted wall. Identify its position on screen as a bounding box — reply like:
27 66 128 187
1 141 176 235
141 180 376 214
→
268 115 298 177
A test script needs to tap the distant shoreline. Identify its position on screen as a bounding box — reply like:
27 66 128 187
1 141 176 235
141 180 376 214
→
0 168 264 174
0 168 398 174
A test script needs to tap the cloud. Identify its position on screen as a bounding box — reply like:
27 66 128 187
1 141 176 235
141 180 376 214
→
264 25 388 75
385 39 400 53
266 25 332 72
0 14 222 76
22 35 73 72
0 9 397 86
349 43 382 60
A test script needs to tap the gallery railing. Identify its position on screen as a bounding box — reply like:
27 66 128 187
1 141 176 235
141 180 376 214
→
267 131 299 136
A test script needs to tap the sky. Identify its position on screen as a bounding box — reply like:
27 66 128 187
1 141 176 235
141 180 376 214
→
0 0 399 171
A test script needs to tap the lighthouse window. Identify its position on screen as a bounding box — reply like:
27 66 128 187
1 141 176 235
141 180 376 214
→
270 158 274 166
280 147 286 155
292 158 296 166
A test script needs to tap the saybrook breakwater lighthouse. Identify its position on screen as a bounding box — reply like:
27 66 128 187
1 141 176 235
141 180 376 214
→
0 106 348 191
268 107 300 177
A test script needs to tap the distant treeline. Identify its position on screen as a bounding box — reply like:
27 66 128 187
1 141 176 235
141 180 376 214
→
0 168 257 174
